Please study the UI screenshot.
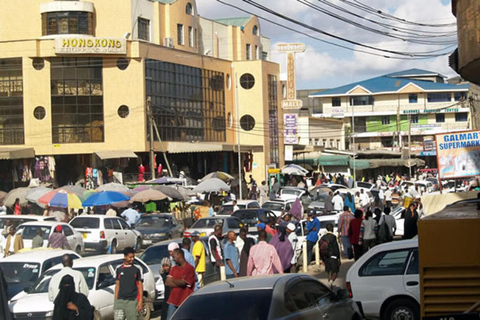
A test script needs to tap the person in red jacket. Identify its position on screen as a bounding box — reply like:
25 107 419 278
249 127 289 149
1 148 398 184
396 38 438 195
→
349 209 364 261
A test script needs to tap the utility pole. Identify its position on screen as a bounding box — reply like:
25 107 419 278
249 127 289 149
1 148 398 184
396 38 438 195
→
147 97 155 180
352 103 356 183
234 70 243 200
147 97 173 177
408 114 412 178
397 95 401 150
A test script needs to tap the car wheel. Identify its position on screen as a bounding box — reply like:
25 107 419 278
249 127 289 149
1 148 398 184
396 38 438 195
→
140 301 151 320
383 298 419 320
135 237 142 252
110 240 117 254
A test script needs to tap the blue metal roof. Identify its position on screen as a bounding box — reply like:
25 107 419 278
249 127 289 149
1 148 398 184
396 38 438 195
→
310 70 469 97
384 68 442 77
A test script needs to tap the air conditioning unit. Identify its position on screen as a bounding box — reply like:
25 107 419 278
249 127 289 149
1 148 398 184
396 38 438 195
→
163 37 174 48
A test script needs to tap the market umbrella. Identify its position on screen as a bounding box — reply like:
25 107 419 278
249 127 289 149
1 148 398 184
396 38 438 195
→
176 186 195 199
96 183 129 192
38 189 87 206
82 191 130 207
201 171 235 182
3 187 32 207
83 189 98 199
25 187 53 204
147 177 183 185
49 190 83 209
129 189 168 203
133 185 150 192
192 178 229 193
152 185 184 200
281 164 309 176
58 185 87 198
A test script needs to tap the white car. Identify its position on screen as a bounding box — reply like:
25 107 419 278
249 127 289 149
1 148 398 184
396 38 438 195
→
69 215 142 254
9 254 156 320
16 221 85 254
391 206 406 237
0 249 80 300
346 239 419 320
261 199 296 217
217 200 260 215
278 187 308 200
0 215 56 234
316 212 341 236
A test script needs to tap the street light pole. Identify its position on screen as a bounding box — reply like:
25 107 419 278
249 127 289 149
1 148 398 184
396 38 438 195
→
352 101 356 184
234 70 243 200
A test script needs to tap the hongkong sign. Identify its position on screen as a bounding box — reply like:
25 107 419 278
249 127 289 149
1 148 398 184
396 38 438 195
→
55 37 127 55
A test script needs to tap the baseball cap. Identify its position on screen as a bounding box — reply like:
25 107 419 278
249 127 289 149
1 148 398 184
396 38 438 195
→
308 210 317 216
287 223 296 232
257 222 266 229
55 225 63 232
168 242 179 251
191 231 200 237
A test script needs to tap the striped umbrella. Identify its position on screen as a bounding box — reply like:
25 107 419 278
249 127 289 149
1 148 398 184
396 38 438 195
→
49 190 83 209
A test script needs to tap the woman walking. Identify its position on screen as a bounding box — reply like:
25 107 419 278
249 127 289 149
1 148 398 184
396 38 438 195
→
360 210 377 253
349 209 364 261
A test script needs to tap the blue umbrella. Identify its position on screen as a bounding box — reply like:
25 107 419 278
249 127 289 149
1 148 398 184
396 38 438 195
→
82 191 130 207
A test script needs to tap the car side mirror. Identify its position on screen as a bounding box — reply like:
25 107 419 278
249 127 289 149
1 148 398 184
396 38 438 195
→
336 289 349 300
23 286 32 293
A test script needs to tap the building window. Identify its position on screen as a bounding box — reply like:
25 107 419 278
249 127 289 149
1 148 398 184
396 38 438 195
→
177 24 184 45
427 92 451 102
188 27 194 47
117 58 129 70
0 58 24 145
118 105 129 118
322 139 327 147
240 73 255 90
246 44 251 60
411 115 419 124
262 51 268 61
34 106 46 120
240 115 255 131
337 139 341 149
436 114 445 123
186 3 193 15
42 11 93 36
332 97 341 107
455 112 468 122
350 95 373 106
51 58 104 143
381 137 393 148
138 18 150 41
145 60 226 142
32 58 45 71
253 25 258 35
409 94 418 103
255 45 259 60
268 75 279 165
454 91 467 101
381 116 390 125
353 117 366 133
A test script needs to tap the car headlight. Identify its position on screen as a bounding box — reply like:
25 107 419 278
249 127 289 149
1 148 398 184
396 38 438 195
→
153 233 167 237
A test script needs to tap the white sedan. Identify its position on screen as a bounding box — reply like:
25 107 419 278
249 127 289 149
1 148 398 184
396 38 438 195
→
16 221 85 254
9 254 156 320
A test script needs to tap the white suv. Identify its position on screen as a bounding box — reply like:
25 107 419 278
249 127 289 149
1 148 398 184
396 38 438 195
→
346 239 419 320
69 215 142 254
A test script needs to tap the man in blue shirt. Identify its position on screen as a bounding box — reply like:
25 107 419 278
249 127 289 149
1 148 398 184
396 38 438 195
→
208 202 215 217
224 231 239 278
306 210 320 265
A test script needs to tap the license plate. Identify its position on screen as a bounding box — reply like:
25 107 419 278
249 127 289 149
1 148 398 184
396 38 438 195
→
200 232 205 237
82 233 87 239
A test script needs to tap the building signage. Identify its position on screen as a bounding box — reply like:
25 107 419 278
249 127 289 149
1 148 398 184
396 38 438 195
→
55 37 127 55
403 108 459 114
435 130 480 179
282 100 303 109
284 114 298 144
278 43 305 110
412 124 440 129
276 43 306 53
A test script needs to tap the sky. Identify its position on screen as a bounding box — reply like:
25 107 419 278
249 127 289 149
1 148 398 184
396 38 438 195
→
194 0 458 90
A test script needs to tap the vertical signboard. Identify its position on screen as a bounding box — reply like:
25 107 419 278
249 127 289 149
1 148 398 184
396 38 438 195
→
277 43 305 110
284 114 298 144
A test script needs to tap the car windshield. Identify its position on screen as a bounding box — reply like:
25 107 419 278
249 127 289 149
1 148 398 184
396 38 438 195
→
18 226 51 240
218 205 233 215
136 216 170 228
140 245 170 265
70 218 99 229
312 193 329 202
357 182 373 189
173 289 273 319
281 189 302 196
30 267 96 293
0 262 41 285
262 202 284 211
191 218 224 229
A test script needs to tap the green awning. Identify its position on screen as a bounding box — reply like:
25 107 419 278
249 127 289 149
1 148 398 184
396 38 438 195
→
317 155 350 166
350 160 370 170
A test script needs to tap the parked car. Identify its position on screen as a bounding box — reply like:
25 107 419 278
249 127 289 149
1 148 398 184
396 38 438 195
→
391 206 406 237
346 239 419 320
317 183 348 192
217 200 260 215
261 199 295 217
183 216 244 238
69 215 143 254
232 209 277 227
0 249 80 299
356 182 376 191
16 221 85 254
414 181 435 194
278 187 312 210
9 254 156 320
0 215 56 234
308 192 332 213
134 214 183 248
171 274 363 320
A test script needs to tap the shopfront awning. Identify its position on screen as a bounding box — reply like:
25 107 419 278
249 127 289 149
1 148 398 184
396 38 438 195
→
95 150 138 160
164 142 263 154
365 158 425 168
0 147 35 160
317 154 350 166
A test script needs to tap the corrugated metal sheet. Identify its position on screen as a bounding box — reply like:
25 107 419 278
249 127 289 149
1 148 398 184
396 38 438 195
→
0 147 35 159
95 150 137 159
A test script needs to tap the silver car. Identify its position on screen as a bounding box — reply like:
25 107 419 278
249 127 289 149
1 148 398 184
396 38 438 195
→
171 274 363 320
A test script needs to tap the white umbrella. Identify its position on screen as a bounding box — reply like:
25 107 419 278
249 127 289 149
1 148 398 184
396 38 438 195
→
26 187 53 208
96 182 129 192
281 164 309 176
192 178 230 193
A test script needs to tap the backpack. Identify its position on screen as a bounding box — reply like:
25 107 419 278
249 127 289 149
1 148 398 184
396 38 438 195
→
319 235 332 260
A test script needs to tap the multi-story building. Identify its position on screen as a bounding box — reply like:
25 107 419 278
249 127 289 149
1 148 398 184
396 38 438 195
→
310 69 470 153
0 0 284 189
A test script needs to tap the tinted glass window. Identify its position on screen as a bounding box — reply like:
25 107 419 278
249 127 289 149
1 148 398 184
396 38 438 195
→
62 225 73 236
360 250 410 276
19 226 51 240
42 256 63 273
247 202 260 208
110 219 122 230
173 290 272 319
285 281 311 312
97 263 114 289
70 218 99 229
137 216 170 228
104 219 113 230
118 219 130 230
227 218 241 229
262 202 284 211
32 267 96 293
140 245 169 265
0 262 41 286
218 205 234 215
191 218 224 229
406 249 419 275
303 281 330 306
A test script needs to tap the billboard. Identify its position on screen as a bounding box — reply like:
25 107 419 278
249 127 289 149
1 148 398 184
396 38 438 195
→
435 130 480 179
284 114 298 144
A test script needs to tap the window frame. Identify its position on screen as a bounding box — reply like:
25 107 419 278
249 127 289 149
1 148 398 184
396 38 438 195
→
408 94 418 104
411 115 419 124
381 116 390 125
455 112 468 122
332 97 341 107
188 26 194 47
177 24 184 45
427 92 451 103
246 44 251 60
435 113 445 123
137 17 150 41
359 248 411 277
42 11 92 36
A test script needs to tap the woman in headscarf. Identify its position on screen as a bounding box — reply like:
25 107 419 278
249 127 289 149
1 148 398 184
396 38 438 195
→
269 225 294 273
159 257 172 320
403 203 419 239
53 275 92 320
344 192 355 213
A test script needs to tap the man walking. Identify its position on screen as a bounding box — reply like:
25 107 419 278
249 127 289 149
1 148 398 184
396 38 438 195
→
166 249 195 319
384 187 392 208
4 226 23 257
48 225 71 250
319 223 341 288
191 231 206 287
332 192 344 212
208 225 224 277
247 230 283 276
258 181 269 205
306 210 320 265
360 189 370 211
337 206 354 259
114 247 144 320
381 207 396 242
48 254 89 302
224 231 239 278
286 223 298 272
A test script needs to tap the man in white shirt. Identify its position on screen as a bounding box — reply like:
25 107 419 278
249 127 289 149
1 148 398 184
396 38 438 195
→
384 188 392 208
381 207 397 241
48 254 89 302
332 192 344 212
360 189 370 210
0 201 6 215
232 200 240 213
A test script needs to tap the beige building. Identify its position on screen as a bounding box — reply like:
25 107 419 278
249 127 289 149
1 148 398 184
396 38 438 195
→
0 0 284 189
